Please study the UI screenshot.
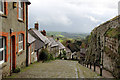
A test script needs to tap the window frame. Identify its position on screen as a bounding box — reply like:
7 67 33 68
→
0 36 5 64
18 34 23 52
18 1 24 20
0 0 4 15
31 43 34 54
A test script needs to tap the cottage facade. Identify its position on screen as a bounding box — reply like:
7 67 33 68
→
28 32 37 64
0 0 30 77
28 23 50 61
65 47 72 59
57 40 65 56
48 37 59 58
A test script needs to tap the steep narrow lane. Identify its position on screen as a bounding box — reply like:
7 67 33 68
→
8 60 100 78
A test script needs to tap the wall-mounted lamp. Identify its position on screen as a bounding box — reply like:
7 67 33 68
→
13 2 17 8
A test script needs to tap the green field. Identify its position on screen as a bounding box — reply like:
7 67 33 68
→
47 31 89 42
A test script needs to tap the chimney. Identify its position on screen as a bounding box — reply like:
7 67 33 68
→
41 30 46 36
43 30 46 36
57 38 59 41
35 22 39 30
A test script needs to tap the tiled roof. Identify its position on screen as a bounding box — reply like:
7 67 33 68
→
28 32 36 44
29 28 50 44
57 41 65 50
65 47 71 53
48 37 59 48
35 40 45 50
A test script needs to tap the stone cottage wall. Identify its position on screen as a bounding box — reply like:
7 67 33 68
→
1 2 27 77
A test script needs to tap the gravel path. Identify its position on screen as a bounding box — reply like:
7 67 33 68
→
9 60 100 78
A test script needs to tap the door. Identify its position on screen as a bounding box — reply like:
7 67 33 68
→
11 36 16 71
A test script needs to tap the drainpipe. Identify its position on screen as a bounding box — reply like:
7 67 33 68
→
26 3 28 67
26 3 29 67
26 2 31 67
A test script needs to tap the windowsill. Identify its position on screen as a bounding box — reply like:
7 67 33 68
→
18 49 24 54
2 62 7 68
31 52 34 54
0 12 7 18
0 61 4 65
18 18 24 23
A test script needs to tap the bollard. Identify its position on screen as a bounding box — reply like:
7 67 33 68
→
100 64 103 76
94 63 96 72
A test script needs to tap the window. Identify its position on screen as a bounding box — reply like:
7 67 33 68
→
0 0 4 14
18 2 23 20
18 34 23 52
31 44 34 54
0 36 5 64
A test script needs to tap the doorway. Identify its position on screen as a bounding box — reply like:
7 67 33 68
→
11 36 16 71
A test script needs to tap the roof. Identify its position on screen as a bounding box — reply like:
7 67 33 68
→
35 40 45 50
65 47 71 53
48 37 59 48
28 32 36 44
29 28 50 44
57 41 65 50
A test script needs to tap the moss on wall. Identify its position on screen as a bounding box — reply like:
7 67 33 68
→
105 27 120 38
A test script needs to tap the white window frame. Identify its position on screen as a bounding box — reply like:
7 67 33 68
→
0 36 5 64
18 1 23 20
18 34 23 52
0 0 4 15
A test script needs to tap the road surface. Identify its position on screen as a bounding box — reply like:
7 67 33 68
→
8 60 101 78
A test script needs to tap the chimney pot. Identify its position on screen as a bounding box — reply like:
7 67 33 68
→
35 22 39 30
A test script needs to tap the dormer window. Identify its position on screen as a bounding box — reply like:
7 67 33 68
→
0 0 4 14
18 2 23 20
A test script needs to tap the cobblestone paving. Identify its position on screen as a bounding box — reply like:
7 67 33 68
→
11 60 101 78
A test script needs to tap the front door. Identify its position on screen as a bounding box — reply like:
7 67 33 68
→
11 36 16 71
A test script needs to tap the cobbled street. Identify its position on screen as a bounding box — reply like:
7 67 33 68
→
9 60 101 78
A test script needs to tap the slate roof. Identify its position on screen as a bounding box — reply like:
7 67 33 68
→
57 41 65 50
65 47 72 53
48 37 59 48
28 32 36 44
35 40 45 50
29 28 50 45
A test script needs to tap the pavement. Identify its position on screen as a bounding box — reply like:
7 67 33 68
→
7 60 101 78
84 64 114 78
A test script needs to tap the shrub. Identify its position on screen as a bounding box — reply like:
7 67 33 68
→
39 49 55 62
49 54 54 60
13 67 21 73
39 49 49 61
63 50 66 56
64 56 67 60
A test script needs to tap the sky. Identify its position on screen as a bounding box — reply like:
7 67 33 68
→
28 0 119 33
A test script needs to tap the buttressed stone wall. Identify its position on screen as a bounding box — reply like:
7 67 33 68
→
86 15 120 78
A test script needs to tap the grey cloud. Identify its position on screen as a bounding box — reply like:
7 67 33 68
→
28 0 119 33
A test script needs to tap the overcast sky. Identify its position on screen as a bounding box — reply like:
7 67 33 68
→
28 0 119 33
